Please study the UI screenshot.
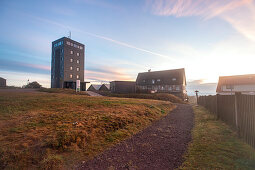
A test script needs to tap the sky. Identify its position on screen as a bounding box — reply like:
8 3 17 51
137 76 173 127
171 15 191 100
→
1 0 255 95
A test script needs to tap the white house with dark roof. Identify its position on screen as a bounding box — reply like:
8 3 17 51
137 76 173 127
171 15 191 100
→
136 68 187 100
216 74 255 95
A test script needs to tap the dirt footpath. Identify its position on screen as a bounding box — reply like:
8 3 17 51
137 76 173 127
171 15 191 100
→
78 104 194 170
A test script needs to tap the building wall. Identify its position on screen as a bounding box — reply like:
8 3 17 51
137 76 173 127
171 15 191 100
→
51 37 85 89
110 81 136 93
0 79 6 87
221 85 255 92
63 38 84 82
136 84 186 99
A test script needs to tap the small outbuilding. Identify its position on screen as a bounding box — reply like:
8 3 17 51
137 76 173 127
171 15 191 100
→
87 84 101 91
99 84 110 91
0 77 6 87
110 81 136 94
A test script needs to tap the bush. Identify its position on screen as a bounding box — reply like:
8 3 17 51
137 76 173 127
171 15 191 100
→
23 81 42 88
41 154 63 170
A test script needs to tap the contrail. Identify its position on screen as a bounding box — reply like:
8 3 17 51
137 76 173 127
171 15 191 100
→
81 31 175 61
31 15 175 61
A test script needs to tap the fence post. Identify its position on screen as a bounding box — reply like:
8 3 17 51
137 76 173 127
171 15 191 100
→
235 92 241 137
216 94 219 120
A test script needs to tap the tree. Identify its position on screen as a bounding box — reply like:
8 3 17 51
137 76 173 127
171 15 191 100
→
24 81 42 88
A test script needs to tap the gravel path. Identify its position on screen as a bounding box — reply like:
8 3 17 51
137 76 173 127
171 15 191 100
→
78 104 194 170
86 91 102 96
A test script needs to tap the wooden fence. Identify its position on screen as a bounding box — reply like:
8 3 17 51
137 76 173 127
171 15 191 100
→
198 93 255 148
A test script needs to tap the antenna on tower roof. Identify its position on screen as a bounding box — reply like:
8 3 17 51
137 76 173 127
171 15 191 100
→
68 31 71 39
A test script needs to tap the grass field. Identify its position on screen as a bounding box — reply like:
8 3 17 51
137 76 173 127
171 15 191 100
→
181 106 255 169
98 91 185 104
0 90 175 169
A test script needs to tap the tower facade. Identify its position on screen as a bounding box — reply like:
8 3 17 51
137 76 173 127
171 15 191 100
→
51 37 86 90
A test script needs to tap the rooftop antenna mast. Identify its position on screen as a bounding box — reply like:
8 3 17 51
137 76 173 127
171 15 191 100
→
68 31 71 39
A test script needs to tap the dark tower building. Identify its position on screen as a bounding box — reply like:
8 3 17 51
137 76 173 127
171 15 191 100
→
51 37 86 90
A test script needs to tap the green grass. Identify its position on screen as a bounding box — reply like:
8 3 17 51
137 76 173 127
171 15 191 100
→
0 90 175 169
181 106 255 170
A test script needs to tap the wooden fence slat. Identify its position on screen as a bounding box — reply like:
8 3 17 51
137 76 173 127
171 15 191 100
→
198 94 255 149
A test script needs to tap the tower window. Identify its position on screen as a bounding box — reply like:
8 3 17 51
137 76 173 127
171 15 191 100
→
77 67 80 71
77 52 80 56
70 74 73 78
77 60 80 64
70 66 73 70
80 46 83 50
70 50 73 54
70 58 73 62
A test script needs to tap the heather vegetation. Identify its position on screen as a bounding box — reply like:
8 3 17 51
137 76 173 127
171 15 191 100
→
0 91 175 169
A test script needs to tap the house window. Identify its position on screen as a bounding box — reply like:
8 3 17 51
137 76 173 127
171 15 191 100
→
66 41 70 45
157 79 160 82
70 50 73 54
71 43 73 46
176 86 180 91
70 74 73 78
77 67 80 71
172 78 176 81
143 79 146 83
70 66 73 70
80 46 83 50
77 52 80 56
77 60 80 64
77 75 79 79
70 58 73 62
169 86 172 91
152 79 155 84
226 85 234 89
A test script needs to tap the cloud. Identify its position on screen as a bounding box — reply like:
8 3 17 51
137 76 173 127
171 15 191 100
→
146 0 255 41
186 79 217 96
0 59 50 74
85 66 135 82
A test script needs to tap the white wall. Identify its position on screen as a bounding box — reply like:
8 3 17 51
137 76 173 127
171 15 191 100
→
222 85 255 92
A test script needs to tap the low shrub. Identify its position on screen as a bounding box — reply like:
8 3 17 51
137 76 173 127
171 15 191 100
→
41 154 63 170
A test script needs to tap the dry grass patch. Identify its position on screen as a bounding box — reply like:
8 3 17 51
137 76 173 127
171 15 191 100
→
0 91 175 169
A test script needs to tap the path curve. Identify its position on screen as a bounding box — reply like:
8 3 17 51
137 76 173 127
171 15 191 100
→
77 104 194 170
